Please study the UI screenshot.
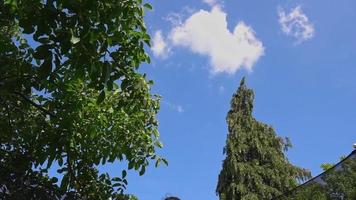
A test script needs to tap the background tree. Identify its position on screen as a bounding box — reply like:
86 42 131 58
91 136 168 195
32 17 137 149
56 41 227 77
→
320 155 346 171
276 151 356 200
0 0 164 199
216 78 311 200
320 154 356 199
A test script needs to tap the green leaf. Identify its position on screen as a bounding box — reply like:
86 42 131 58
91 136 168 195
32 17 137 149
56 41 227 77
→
33 45 51 59
22 24 35 34
155 158 161 167
46 156 55 169
58 157 63 166
57 167 67 173
143 3 153 10
113 183 122 187
107 80 114 90
4 0 17 10
38 59 52 79
112 177 122 182
51 177 58 183
60 174 69 191
70 35 80 44
162 158 168 166
155 141 163 148
97 90 105 104
20 38 27 45
122 170 127 178
128 162 134 170
139 166 145 176
38 37 50 44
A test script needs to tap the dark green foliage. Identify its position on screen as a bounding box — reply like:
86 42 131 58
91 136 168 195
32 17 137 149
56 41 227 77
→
280 183 328 200
216 78 311 200
278 152 356 200
1 0 164 199
322 157 356 199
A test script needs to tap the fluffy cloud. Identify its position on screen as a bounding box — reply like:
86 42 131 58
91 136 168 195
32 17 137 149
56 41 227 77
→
151 30 170 58
278 6 315 43
168 6 264 74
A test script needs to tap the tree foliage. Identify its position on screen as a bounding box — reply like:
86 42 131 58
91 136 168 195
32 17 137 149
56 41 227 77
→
216 78 311 200
278 152 356 200
320 155 346 171
0 0 165 199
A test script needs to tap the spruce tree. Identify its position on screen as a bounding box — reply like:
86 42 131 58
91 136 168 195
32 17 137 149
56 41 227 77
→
216 78 311 200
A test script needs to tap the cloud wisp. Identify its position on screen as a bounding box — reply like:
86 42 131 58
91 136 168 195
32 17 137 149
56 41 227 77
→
278 6 315 43
162 101 184 113
202 0 219 7
151 6 264 75
151 30 170 58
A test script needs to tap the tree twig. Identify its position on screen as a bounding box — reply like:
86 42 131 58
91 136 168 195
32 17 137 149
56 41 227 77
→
12 91 55 118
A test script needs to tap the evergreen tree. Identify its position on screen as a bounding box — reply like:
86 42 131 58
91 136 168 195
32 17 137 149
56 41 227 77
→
216 78 311 200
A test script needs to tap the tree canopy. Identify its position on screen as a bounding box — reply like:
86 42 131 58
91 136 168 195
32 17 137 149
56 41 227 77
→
0 0 164 199
277 151 356 200
216 78 311 200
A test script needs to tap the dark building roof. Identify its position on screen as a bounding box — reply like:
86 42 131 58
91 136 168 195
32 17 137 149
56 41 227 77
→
165 197 180 200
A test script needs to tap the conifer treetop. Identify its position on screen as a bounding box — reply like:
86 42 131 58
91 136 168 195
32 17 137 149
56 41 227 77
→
229 77 254 118
217 78 311 200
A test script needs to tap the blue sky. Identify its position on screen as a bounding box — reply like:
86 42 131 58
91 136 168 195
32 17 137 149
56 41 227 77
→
106 0 356 199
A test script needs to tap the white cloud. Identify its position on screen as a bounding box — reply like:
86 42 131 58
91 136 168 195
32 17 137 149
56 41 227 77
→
219 85 225 93
203 0 219 6
278 6 315 43
168 6 264 74
176 105 184 113
163 7 195 26
164 12 183 26
151 30 170 58
162 101 184 113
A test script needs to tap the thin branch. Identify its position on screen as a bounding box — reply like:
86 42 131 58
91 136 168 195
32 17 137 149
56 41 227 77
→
12 91 55 118
2 98 27 116
0 74 33 81
66 154 80 191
